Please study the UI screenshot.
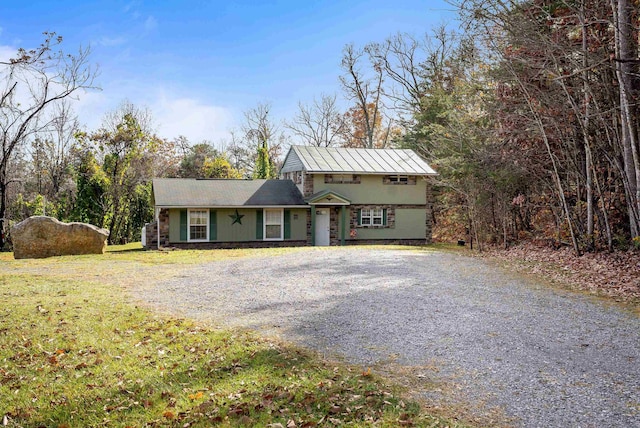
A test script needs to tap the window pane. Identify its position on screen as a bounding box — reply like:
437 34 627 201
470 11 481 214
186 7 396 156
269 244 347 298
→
373 217 382 225
266 225 281 239
190 210 207 225
190 225 206 240
265 210 281 224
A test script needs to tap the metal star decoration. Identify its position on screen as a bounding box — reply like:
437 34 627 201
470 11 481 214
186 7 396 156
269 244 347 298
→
229 209 244 225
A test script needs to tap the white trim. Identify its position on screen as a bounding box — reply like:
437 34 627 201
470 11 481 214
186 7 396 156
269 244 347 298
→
360 208 384 226
187 208 209 242
308 202 349 206
263 208 284 241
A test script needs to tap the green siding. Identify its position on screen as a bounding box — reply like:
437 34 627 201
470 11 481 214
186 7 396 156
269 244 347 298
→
170 208 308 243
290 209 307 241
209 210 217 241
313 174 426 205
179 209 187 241
353 208 426 240
256 210 263 239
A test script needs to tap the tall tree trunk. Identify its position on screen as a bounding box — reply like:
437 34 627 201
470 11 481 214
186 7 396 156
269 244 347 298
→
581 2 594 249
611 0 640 238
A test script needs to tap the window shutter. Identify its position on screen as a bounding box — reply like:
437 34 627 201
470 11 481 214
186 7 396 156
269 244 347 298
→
357 209 362 226
256 210 263 239
382 208 388 226
209 210 217 241
180 209 187 241
284 209 291 239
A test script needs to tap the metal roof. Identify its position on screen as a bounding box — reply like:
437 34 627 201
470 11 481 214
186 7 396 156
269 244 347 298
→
286 146 437 175
153 178 307 207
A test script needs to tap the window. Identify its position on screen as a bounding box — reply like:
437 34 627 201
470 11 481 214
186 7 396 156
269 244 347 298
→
360 208 384 226
264 209 283 240
188 209 208 241
389 175 408 183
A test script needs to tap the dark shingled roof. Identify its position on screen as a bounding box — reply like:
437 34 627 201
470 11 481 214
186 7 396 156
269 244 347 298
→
153 178 307 207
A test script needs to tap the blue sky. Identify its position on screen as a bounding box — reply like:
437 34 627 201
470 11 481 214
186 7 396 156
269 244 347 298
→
0 0 456 144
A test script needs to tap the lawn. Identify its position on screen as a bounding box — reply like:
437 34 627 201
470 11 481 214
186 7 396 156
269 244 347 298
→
0 244 467 427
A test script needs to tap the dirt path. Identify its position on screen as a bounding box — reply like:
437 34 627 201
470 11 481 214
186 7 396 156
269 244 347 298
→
132 247 640 427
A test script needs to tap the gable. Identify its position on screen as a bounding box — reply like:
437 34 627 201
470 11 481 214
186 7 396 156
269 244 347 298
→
280 148 305 174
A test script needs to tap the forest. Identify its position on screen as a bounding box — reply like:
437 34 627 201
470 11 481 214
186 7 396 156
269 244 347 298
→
1 0 639 254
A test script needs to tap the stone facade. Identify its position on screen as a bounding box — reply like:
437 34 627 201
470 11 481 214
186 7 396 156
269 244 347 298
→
382 175 417 185
349 205 396 230
329 207 340 246
302 172 314 197
158 208 170 248
145 221 158 249
425 179 434 244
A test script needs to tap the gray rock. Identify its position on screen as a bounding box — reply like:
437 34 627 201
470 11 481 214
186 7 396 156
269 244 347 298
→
11 216 109 259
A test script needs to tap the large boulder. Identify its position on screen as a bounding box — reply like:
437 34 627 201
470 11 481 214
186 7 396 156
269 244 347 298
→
11 216 109 259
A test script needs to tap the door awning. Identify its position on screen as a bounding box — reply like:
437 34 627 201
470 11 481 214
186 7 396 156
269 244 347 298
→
305 189 351 206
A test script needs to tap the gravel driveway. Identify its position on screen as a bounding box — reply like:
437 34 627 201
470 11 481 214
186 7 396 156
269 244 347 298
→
133 247 640 427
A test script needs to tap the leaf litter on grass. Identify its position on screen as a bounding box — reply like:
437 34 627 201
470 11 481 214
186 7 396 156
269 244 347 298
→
1 250 469 427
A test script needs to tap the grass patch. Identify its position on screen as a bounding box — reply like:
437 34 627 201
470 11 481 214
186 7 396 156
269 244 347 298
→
1 247 467 427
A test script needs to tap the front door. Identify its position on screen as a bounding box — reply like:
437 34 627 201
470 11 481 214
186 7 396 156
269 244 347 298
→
315 208 330 246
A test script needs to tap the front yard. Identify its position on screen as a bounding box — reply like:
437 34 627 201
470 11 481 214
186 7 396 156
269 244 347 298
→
0 244 465 427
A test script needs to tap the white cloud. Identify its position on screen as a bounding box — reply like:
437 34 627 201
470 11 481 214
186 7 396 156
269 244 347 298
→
0 44 14 61
72 83 236 144
152 94 235 143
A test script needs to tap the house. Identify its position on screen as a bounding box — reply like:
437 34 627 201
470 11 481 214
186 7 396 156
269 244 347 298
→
145 146 436 249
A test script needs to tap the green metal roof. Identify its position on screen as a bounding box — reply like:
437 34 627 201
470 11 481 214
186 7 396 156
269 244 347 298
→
153 178 307 207
282 146 437 175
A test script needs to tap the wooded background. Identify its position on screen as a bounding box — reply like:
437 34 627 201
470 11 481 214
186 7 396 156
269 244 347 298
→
2 1 639 253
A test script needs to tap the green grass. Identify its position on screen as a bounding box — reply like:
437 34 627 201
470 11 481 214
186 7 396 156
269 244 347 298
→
0 246 468 427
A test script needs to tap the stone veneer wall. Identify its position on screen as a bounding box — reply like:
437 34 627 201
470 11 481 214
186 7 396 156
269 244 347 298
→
302 172 314 197
158 208 170 248
306 210 313 245
329 207 341 246
349 205 397 229
144 221 158 249
425 179 434 244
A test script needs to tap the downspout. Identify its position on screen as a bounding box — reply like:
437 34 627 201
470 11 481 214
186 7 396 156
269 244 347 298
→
156 207 160 250
311 206 316 246
341 206 346 246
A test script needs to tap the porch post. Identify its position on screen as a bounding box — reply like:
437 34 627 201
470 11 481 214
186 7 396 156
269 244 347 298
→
340 205 346 246
311 206 316 246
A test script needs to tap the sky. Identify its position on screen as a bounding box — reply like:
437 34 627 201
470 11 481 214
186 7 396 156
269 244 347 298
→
0 0 457 146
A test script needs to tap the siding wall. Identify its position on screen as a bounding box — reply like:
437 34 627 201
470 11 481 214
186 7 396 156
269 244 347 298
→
168 208 307 243
313 174 426 205
280 150 304 174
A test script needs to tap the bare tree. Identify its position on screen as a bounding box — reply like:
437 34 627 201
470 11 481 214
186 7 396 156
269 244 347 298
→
0 32 96 249
285 94 345 147
339 44 387 148
232 102 286 177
